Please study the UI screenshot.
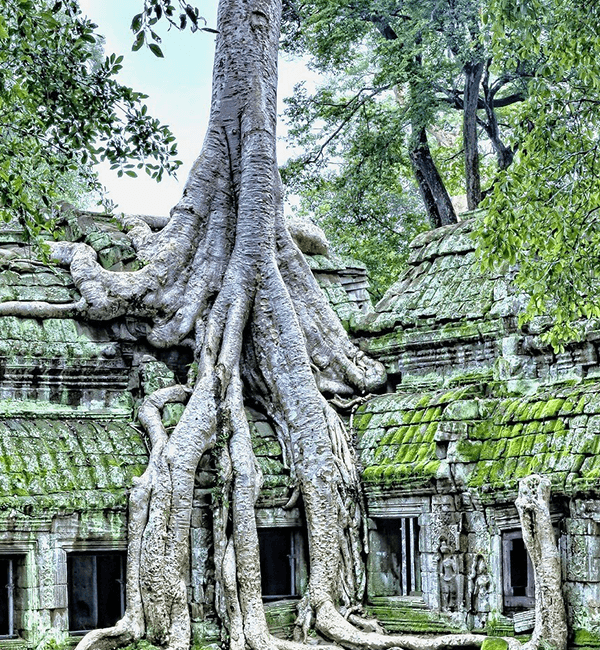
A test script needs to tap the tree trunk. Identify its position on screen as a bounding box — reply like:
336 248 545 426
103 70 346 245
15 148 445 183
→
481 101 514 171
480 65 515 172
463 60 484 210
515 475 567 650
410 128 457 227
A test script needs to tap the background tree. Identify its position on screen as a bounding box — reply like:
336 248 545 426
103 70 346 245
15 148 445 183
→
0 0 181 237
281 0 528 229
282 92 428 299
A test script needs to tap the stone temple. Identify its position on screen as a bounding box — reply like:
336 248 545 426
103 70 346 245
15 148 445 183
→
1 210 600 648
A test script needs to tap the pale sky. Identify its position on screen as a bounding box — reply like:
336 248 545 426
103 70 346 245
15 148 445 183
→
78 1 313 216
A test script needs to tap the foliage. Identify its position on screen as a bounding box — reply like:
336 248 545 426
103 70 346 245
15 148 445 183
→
281 0 526 283
477 0 600 348
0 0 181 236
282 86 428 297
130 0 216 59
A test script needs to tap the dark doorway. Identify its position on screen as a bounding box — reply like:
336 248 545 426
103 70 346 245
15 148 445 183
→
502 531 534 611
258 529 297 599
368 517 421 598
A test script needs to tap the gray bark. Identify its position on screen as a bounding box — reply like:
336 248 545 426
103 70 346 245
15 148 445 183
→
463 60 484 210
410 128 457 228
515 475 567 650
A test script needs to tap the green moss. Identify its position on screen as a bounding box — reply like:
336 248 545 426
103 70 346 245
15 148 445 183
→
519 435 536 455
572 629 600 647
506 437 524 457
471 420 496 441
540 398 565 419
481 638 509 650
575 395 587 414
366 598 463 633
455 439 482 462
421 406 442 422
416 394 431 408
123 642 162 650
353 411 373 433
162 402 185 429
479 439 506 461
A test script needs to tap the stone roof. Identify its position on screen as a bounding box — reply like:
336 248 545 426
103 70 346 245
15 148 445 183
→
355 382 600 504
0 416 147 512
353 217 600 391
307 253 371 327
353 217 519 379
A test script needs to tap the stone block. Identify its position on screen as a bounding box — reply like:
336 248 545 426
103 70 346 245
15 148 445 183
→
50 607 69 631
52 548 67 586
513 609 535 633
565 518 600 536
443 400 480 421
435 421 470 441
39 584 68 610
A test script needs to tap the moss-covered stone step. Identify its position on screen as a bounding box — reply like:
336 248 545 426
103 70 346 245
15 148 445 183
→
366 597 463 634
264 599 298 637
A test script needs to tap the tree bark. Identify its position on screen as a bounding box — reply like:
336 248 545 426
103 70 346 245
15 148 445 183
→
515 475 567 650
481 64 515 172
463 60 484 210
410 128 457 227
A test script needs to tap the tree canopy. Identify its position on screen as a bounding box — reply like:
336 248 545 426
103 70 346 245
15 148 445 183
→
282 0 600 344
0 0 181 236
282 0 528 224
478 0 600 348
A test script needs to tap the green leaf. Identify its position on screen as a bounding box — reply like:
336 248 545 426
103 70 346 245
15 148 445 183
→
131 13 143 33
148 43 164 58
132 31 145 51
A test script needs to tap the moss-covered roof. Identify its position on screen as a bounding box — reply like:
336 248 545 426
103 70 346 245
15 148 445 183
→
307 253 371 328
359 217 516 330
355 383 600 502
0 416 147 511
247 409 294 506
356 386 477 490
350 217 524 384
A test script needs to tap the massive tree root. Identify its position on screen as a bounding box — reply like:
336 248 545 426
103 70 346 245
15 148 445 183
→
6 2 565 650
515 475 567 650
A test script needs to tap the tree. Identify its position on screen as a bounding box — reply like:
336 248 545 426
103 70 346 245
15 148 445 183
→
281 116 429 299
0 0 181 236
515 475 567 650
281 0 528 234
0 1 567 650
477 0 600 349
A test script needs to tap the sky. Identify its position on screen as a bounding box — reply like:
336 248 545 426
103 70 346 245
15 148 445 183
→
78 1 315 216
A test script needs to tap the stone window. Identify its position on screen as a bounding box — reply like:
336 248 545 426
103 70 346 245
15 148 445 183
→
68 552 125 633
0 557 19 639
258 528 304 600
369 517 421 597
502 530 534 611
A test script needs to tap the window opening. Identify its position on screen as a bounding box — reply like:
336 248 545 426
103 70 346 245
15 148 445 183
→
370 517 421 597
258 529 299 600
502 530 534 611
0 557 17 638
68 553 125 633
